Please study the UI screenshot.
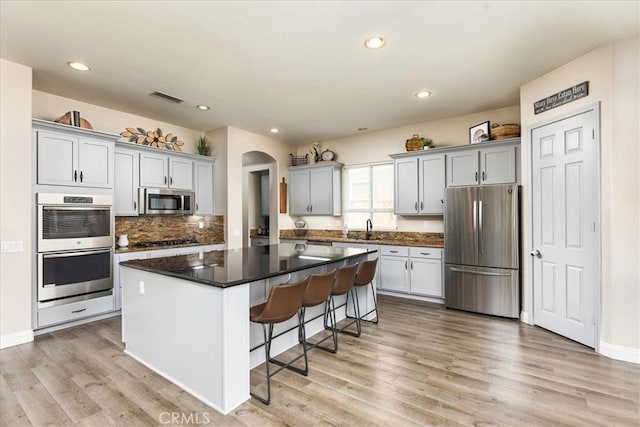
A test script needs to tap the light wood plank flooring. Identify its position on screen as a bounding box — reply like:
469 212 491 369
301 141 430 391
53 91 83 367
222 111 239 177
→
1 296 638 426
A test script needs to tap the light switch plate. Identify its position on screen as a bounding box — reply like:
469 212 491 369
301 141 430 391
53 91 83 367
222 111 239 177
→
1 241 23 253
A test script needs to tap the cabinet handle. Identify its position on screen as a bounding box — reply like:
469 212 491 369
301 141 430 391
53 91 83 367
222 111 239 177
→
475 171 478 182
196 203 199 212
170 176 173 185
420 252 431 256
441 199 444 204
133 200 137 211
482 171 486 181
414 202 418 211
80 171 83 182
390 250 399 253
410 261 413 270
310 205 313 213
74 170 78 182
420 201 424 210
164 176 167 185
404 260 407 269
71 308 86 314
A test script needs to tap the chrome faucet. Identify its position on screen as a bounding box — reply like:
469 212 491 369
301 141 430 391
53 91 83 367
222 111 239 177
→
365 219 373 240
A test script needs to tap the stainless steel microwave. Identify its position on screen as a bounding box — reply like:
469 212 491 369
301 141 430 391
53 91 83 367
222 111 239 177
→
139 188 194 215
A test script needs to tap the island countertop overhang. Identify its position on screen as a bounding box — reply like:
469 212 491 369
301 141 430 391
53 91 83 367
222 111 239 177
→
120 243 376 288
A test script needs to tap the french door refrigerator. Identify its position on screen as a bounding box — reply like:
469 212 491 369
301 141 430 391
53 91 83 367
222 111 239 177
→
444 184 520 318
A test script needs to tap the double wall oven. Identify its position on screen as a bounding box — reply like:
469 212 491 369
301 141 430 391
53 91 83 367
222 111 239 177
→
37 193 113 307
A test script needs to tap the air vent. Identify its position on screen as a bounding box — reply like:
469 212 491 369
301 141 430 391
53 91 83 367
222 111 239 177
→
150 91 184 104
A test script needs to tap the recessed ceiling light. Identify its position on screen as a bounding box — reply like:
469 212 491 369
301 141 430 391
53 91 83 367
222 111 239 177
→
67 61 90 71
364 36 385 49
357 127 368 131
269 128 280 134
196 105 210 111
415 91 432 99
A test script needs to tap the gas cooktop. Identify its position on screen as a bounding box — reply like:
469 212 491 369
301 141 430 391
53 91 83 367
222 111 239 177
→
135 238 198 248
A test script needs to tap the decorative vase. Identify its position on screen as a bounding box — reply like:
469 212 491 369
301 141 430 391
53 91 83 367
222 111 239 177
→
117 234 129 248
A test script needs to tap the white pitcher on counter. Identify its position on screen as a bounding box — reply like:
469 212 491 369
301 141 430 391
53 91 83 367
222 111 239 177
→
117 234 129 248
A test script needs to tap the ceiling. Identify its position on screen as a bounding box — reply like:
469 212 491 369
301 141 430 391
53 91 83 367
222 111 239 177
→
1 1 638 144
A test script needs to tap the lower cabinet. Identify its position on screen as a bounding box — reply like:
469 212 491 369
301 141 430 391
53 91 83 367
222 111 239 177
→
38 295 114 328
379 245 443 298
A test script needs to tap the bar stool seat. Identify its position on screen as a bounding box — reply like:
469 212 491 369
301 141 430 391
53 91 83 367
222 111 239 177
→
298 270 338 354
346 258 379 337
323 263 359 350
250 277 309 405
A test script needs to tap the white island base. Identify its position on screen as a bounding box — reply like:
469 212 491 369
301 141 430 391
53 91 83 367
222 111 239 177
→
121 255 375 415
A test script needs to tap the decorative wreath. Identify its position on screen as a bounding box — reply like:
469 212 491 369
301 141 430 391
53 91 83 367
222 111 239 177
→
120 127 184 151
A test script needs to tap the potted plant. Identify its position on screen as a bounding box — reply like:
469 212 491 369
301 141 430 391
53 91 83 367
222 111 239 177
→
196 136 211 156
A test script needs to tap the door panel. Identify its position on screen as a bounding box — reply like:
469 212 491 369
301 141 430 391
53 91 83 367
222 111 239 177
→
446 151 478 186
79 138 112 188
37 131 77 186
395 158 418 214
309 168 332 214
531 109 596 347
477 185 518 269
480 145 516 184
288 169 310 215
444 187 477 266
169 157 193 190
419 154 445 214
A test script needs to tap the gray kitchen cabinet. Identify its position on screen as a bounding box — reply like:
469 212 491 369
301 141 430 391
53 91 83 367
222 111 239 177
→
379 246 410 293
194 160 214 215
36 129 114 188
378 245 443 298
393 153 445 215
114 147 139 216
288 162 342 216
140 152 193 190
447 144 517 187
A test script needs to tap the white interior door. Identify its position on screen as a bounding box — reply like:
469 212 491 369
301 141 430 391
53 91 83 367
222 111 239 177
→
531 109 597 347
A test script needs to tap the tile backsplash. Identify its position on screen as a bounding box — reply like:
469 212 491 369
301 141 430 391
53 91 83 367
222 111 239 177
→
115 215 224 246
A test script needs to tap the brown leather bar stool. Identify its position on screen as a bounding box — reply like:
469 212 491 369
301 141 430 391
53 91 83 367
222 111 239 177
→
298 270 338 354
323 263 359 350
250 277 308 405
346 258 379 337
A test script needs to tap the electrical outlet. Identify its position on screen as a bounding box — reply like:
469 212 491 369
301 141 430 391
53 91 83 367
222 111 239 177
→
139 281 145 295
199 251 204 260
1 241 23 253
198 221 204 229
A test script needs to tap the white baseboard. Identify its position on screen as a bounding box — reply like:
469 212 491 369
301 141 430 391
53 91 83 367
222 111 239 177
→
599 340 640 364
0 329 34 349
520 311 532 324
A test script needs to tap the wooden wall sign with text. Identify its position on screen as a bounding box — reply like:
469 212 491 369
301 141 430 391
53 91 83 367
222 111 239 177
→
534 81 589 114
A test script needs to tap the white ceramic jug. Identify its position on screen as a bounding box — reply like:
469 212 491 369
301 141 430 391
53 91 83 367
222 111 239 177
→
117 234 129 248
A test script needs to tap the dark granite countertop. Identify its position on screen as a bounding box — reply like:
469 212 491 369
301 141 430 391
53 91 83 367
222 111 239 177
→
115 241 225 254
120 243 375 288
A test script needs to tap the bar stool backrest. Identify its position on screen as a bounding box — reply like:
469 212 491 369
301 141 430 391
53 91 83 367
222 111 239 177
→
303 269 336 307
254 278 309 323
332 263 358 295
355 258 378 287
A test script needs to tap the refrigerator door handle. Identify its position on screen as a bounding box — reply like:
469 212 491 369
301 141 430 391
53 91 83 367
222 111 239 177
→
472 199 478 236
449 267 512 277
478 200 483 256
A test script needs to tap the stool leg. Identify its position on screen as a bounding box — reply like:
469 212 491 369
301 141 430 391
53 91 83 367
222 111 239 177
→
269 314 309 376
250 323 271 405
369 281 379 324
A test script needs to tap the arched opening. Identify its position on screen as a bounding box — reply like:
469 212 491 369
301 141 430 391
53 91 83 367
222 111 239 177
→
242 151 277 247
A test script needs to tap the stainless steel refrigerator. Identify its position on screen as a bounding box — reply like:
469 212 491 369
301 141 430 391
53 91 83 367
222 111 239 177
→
444 184 520 318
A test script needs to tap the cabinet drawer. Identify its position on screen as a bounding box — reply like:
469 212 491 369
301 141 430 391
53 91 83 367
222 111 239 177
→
409 247 442 259
38 295 114 328
379 246 409 257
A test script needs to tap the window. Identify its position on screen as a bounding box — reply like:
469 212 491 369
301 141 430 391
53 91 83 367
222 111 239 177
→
343 162 396 229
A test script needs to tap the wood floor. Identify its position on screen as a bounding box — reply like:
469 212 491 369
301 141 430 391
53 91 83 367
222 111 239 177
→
1 296 638 426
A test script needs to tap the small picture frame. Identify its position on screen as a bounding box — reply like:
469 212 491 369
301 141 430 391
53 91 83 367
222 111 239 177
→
469 121 490 144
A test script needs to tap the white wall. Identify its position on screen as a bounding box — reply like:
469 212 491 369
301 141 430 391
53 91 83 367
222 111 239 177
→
520 36 639 359
296 106 521 231
32 90 203 155
0 59 33 347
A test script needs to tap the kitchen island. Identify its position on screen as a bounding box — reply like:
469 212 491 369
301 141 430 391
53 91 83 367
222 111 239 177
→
120 243 376 414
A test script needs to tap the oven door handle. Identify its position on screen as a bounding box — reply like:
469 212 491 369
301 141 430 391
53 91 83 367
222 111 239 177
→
41 248 112 259
40 206 112 211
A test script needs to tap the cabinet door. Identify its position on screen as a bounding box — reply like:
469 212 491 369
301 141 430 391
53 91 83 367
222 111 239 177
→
194 161 214 215
114 148 139 216
480 145 516 185
289 169 310 215
309 167 332 215
78 138 113 188
409 257 442 297
379 255 409 292
447 150 479 187
169 157 193 190
394 158 419 214
37 131 77 186
418 154 445 214
140 152 168 187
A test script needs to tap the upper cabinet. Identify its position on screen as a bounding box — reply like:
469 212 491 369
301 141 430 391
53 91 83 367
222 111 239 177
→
194 160 214 215
114 147 140 216
140 152 192 190
35 124 115 189
393 153 445 215
447 144 517 187
288 162 342 216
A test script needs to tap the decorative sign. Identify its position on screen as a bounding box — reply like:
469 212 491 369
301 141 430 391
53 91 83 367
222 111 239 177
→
534 81 589 114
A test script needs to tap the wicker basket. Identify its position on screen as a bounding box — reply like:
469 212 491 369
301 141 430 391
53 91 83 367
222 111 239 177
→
491 124 520 140
290 154 308 166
